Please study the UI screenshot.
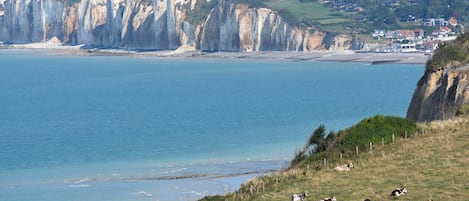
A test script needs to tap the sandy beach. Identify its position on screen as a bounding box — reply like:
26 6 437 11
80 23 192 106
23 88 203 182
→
1 42 430 64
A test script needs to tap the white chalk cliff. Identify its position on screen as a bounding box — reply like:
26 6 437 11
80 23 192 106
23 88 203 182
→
0 0 363 51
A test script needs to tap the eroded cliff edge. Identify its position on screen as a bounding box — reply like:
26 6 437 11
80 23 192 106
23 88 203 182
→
407 33 469 122
0 0 363 51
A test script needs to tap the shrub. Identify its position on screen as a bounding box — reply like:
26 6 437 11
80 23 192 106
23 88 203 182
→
293 115 417 165
457 104 469 116
336 115 417 151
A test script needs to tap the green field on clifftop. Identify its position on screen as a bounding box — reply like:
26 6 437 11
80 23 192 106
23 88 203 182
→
200 118 469 200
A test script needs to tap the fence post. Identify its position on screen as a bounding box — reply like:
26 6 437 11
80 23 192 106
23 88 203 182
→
324 158 327 166
392 134 395 144
370 142 373 151
340 153 343 160
405 131 407 139
356 146 359 156
382 137 385 146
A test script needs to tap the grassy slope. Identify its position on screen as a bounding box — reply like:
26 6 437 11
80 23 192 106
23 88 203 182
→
201 118 469 201
263 0 353 32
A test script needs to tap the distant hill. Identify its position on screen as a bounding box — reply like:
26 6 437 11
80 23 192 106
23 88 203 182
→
199 117 469 200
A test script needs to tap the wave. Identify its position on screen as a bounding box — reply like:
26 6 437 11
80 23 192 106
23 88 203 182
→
64 177 94 184
68 184 91 188
124 168 280 181
130 191 152 197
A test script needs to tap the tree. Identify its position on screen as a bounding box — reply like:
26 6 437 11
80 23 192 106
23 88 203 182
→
304 124 326 154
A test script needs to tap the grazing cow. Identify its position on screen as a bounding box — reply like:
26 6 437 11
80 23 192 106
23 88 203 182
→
390 187 407 198
291 191 308 201
362 199 371 201
333 163 353 171
319 196 336 201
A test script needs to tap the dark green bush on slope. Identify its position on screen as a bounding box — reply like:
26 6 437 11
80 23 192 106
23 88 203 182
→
337 115 417 152
293 115 417 165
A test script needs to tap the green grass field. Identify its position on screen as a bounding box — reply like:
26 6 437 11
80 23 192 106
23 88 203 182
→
265 0 334 20
200 118 469 200
264 0 352 31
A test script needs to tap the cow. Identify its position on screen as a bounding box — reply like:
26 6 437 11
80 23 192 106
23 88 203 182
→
319 196 336 201
362 199 371 201
333 163 353 171
291 191 308 201
390 187 407 198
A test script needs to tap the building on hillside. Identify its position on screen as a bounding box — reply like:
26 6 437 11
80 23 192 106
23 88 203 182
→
384 31 395 39
414 29 424 39
400 15 418 22
424 18 448 27
372 29 385 39
421 41 439 51
439 26 451 33
431 27 457 41
400 43 417 53
448 17 458 26
395 30 415 40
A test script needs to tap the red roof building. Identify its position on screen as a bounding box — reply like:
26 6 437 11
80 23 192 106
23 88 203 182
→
448 17 458 26
414 29 424 38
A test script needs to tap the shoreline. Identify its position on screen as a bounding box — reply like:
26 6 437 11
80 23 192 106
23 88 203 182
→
0 43 430 64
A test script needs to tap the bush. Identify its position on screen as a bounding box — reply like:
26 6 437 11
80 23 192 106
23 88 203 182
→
292 115 417 166
336 115 417 151
457 104 469 116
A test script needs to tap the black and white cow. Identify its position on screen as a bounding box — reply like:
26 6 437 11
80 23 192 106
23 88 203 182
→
291 191 308 201
390 187 407 198
319 196 336 201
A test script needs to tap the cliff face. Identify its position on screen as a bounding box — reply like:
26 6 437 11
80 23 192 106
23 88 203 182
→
0 0 362 51
407 65 469 122
1 0 67 43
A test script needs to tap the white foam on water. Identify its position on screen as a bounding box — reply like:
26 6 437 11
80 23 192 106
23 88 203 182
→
68 184 91 188
130 190 153 197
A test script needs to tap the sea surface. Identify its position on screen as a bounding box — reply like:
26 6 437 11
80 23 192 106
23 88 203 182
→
0 50 424 201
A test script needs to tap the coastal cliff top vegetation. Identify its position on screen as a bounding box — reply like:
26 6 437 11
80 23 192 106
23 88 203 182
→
28 0 469 36
200 116 469 201
426 32 469 71
187 0 469 35
292 115 418 167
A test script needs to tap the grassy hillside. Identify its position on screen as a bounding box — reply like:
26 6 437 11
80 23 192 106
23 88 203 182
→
200 117 469 200
187 0 469 36
263 0 353 31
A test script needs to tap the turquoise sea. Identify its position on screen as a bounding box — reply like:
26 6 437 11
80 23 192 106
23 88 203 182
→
0 50 423 201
